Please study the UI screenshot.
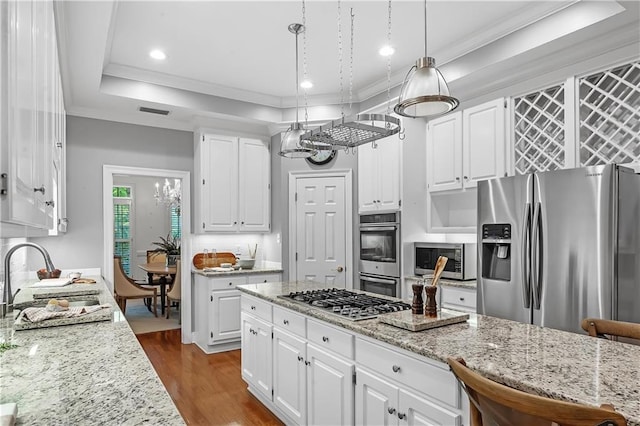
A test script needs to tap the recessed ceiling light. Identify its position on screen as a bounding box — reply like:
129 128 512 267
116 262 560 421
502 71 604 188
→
300 80 313 89
379 45 395 57
149 49 166 60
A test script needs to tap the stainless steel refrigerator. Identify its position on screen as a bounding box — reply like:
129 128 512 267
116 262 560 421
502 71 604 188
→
477 164 640 334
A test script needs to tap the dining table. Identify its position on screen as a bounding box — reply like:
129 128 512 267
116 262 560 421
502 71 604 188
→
138 262 176 315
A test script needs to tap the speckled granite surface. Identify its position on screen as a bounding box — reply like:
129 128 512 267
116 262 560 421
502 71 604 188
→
192 267 283 277
238 281 640 425
0 277 185 425
405 274 477 289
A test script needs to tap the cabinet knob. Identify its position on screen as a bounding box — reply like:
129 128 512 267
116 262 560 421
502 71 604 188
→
241 221 245 225
398 412 406 420
283 319 289 325
388 408 396 415
322 336 329 342
305 360 311 366
455 177 460 181
33 186 45 194
460 297 465 301
464 176 469 180
297 355 303 362
250 305 256 310
229 282 233 286
45 200 55 207
392 365 401 373
234 221 237 225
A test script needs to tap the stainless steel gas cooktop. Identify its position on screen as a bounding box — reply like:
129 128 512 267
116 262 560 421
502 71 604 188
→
280 288 410 321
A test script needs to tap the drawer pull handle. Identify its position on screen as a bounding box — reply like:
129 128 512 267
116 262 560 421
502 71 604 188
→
322 336 329 342
392 365 401 373
388 408 396 415
251 306 256 310
283 319 289 325
229 282 233 286
297 356 303 362
398 412 406 420
459 297 465 301
305 360 311 366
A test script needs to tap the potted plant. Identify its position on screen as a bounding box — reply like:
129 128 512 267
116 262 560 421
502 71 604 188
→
150 233 181 267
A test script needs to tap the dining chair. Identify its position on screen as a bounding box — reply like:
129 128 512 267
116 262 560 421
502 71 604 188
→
581 318 640 341
447 357 626 426
165 260 181 320
146 250 171 284
114 256 158 317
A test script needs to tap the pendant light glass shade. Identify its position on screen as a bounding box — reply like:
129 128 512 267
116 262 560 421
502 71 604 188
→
394 57 459 118
278 23 317 158
279 122 315 158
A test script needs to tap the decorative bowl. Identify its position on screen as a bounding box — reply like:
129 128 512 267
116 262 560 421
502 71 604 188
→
37 269 62 280
236 258 255 269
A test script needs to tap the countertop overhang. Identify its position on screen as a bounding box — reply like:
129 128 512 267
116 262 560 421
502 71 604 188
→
238 281 640 425
192 267 283 277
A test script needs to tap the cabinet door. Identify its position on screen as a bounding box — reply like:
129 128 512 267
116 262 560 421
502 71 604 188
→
307 344 354 426
241 312 258 385
357 142 378 213
209 289 241 343
238 138 270 232
201 134 238 231
254 316 273 399
427 112 463 192
463 98 505 188
273 329 307 424
376 137 401 211
355 367 399 426
398 388 461 426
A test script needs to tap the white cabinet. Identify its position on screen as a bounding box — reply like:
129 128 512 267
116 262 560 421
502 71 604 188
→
1 0 65 236
194 273 282 353
440 286 476 313
358 136 401 213
196 133 270 232
427 98 506 193
241 312 273 399
273 328 307 424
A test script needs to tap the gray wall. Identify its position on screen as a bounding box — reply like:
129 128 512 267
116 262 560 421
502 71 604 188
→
264 133 359 285
29 116 194 272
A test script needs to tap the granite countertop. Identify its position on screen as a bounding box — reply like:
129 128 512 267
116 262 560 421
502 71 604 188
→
238 281 640 425
405 274 477 290
192 267 283 277
0 277 184 425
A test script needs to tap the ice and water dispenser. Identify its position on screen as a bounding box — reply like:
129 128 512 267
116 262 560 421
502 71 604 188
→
481 224 511 281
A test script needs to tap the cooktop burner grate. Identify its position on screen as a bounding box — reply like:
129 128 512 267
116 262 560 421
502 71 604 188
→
280 288 410 321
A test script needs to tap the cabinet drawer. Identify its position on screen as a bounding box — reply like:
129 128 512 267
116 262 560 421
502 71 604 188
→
273 305 306 337
441 286 476 312
307 319 354 359
210 276 246 291
356 338 459 408
246 273 282 284
241 294 272 323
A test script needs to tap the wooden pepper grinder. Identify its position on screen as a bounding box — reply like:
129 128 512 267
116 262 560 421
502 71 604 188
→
411 282 424 315
424 286 438 317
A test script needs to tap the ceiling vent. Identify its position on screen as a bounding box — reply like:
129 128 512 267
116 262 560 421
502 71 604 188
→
139 106 170 116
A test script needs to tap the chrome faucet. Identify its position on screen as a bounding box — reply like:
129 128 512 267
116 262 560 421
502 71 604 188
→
1 242 56 318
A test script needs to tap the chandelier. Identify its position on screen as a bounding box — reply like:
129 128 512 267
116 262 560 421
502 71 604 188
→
154 179 181 215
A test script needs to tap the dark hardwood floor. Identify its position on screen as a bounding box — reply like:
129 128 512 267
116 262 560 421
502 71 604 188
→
137 329 283 425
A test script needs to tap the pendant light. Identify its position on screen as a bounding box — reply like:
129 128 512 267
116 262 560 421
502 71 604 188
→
394 0 459 118
279 23 317 158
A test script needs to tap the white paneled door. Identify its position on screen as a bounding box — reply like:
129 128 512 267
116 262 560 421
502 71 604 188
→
294 176 347 287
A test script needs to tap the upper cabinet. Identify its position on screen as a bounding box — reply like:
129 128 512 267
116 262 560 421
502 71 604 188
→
1 0 66 237
358 136 401 213
427 98 506 193
196 133 270 233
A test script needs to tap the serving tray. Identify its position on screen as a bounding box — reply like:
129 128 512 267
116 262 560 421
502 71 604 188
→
378 309 469 332
192 252 236 269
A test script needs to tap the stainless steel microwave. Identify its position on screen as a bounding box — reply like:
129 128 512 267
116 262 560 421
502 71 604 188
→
414 242 477 280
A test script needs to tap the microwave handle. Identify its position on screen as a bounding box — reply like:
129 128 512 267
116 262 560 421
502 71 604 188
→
360 226 397 232
361 276 397 285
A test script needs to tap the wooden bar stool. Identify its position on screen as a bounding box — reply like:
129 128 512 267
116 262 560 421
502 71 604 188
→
447 357 626 426
581 318 640 341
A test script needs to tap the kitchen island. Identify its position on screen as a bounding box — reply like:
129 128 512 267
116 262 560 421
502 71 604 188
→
238 281 640 425
0 277 184 425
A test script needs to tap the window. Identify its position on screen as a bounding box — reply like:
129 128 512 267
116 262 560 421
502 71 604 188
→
113 186 133 275
170 205 181 239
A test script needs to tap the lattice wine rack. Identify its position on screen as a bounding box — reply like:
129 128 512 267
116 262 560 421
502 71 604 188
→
579 61 640 166
513 84 565 175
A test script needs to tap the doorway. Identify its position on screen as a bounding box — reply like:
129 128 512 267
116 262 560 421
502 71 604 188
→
288 170 353 288
103 165 192 344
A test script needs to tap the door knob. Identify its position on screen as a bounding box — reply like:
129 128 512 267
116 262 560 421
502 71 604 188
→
336 266 344 272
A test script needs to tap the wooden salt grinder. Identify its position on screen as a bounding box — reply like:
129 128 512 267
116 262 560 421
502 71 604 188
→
411 283 424 315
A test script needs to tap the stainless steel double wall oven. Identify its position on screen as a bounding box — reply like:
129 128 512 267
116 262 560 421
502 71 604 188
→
359 212 400 297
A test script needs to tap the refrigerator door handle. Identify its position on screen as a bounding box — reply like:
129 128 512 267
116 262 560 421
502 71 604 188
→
522 202 532 309
532 202 543 309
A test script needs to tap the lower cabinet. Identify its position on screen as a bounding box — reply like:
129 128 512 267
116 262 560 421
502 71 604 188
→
440 286 477 313
194 272 282 353
240 294 466 426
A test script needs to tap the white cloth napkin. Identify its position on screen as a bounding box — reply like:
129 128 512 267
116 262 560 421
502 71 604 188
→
20 304 111 323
